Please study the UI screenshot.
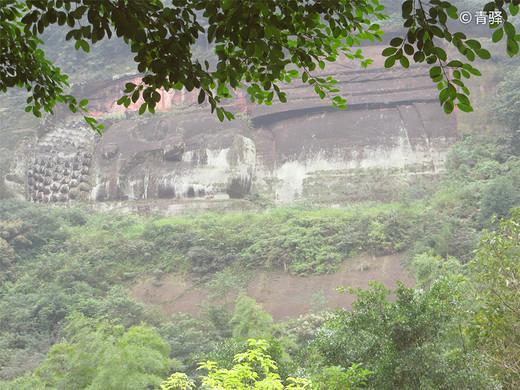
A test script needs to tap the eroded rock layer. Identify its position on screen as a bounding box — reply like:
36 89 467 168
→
6 45 458 206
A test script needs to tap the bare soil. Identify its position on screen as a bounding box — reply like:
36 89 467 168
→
131 253 414 321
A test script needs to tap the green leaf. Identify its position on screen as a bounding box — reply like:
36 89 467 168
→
208 25 217 43
439 87 449 103
504 22 516 37
435 47 447 61
446 6 458 19
71 6 87 19
390 37 403 47
382 47 397 57
465 39 481 50
124 83 136 93
413 51 425 62
139 103 147 115
443 100 454 114
492 28 504 43
447 60 462 67
404 44 414 56
507 37 519 56
80 39 90 53
198 89 205 104
384 56 395 68
447 83 456 99
457 103 473 112
399 56 410 68
32 105 42 117
402 0 413 16
65 30 76 41
216 108 224 121
468 67 482 76
430 66 442 78
475 48 491 59
456 93 470 105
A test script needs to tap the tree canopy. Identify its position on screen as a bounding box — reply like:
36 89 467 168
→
1 0 520 133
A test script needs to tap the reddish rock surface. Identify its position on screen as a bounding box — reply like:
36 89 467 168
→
131 253 414 321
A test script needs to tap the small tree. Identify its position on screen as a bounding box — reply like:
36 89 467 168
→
231 294 274 339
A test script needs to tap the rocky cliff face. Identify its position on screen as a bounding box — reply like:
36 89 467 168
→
4 45 458 207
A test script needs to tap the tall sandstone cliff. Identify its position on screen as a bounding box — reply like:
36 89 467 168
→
4 45 458 209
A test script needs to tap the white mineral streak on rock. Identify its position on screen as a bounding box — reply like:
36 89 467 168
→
269 133 444 203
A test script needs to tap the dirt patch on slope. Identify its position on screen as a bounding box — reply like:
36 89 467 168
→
131 253 414 321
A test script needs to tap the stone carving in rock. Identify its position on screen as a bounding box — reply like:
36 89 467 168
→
78 182 91 192
21 123 96 203
69 188 79 199
163 144 185 162
157 183 175 199
227 175 251 199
